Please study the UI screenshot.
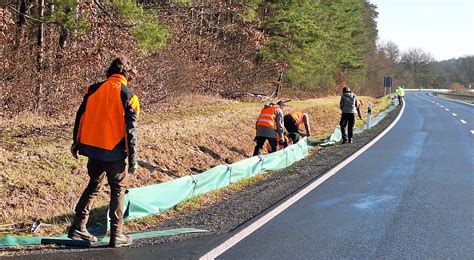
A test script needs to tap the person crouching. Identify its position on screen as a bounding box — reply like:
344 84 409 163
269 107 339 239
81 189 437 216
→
253 101 285 156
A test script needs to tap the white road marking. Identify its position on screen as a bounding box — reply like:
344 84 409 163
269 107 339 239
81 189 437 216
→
436 103 440 105
452 113 457 117
200 101 407 259
440 105 444 108
471 130 474 135
445 108 450 111
460 120 467 124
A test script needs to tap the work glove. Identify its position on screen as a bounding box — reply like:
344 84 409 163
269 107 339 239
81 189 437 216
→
70 142 79 159
128 157 139 174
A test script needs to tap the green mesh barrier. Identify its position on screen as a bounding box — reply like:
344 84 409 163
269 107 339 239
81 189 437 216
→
120 139 309 223
1 103 394 248
0 229 206 248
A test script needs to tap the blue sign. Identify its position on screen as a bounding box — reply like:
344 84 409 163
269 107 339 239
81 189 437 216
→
383 76 393 88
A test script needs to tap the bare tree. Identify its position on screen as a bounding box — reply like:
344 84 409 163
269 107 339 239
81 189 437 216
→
400 48 434 87
460 55 474 85
35 0 45 112
380 40 400 64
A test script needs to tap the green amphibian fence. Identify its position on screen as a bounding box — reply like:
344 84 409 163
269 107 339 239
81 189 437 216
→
0 103 395 247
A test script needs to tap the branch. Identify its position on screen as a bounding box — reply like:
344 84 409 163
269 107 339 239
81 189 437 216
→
223 91 271 100
93 0 124 29
8 5 43 23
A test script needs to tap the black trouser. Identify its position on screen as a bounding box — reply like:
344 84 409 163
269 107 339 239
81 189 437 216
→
288 132 300 143
253 136 278 156
398 96 403 105
73 158 127 236
284 115 301 143
340 113 355 141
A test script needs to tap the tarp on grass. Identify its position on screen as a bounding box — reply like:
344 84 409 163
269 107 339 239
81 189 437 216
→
0 228 207 248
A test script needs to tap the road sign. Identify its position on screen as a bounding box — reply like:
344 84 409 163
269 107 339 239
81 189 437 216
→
383 76 393 88
383 76 393 95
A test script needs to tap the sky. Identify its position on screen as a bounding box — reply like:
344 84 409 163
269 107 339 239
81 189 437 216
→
369 0 474 61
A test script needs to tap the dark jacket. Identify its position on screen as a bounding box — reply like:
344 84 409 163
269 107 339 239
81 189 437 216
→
73 74 140 162
340 92 359 114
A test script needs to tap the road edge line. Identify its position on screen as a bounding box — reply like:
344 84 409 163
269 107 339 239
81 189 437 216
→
200 101 406 260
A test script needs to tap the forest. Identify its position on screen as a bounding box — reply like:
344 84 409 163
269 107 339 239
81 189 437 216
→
1 0 472 118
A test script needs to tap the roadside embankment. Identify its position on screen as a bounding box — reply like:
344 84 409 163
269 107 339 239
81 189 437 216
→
0 94 390 236
125 100 402 250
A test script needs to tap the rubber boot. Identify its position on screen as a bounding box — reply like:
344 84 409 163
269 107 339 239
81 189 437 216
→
109 234 133 248
68 225 98 243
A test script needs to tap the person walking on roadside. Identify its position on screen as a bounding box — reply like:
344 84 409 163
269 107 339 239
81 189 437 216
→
396 85 405 105
283 110 311 144
339 86 361 144
253 100 285 156
69 58 140 248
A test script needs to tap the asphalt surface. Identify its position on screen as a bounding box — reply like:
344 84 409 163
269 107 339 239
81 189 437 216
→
219 92 474 259
10 93 473 259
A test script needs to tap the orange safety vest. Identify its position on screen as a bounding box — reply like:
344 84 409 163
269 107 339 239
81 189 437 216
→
289 111 305 129
78 74 139 150
256 105 278 129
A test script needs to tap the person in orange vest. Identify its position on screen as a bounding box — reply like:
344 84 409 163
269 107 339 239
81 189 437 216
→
283 110 311 143
253 100 285 156
69 58 140 248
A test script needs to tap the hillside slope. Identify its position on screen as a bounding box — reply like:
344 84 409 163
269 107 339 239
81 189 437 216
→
0 95 390 232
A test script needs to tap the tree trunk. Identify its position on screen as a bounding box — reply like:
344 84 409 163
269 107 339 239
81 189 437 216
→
272 69 284 98
35 0 45 112
59 26 69 48
71 0 80 48
18 0 27 26
199 7 204 35
58 3 74 48
336 70 347 89
14 0 27 49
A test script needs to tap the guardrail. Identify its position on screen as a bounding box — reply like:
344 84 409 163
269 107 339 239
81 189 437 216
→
405 89 451 92
433 92 474 104
405 89 474 93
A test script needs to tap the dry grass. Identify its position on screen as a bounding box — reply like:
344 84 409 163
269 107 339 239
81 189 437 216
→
0 94 391 237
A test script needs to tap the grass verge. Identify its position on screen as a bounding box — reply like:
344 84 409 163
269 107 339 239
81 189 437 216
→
0 94 392 238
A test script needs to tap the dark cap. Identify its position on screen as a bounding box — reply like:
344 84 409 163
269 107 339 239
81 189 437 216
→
106 57 137 79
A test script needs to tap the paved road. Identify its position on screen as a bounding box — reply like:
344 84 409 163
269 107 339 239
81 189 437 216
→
423 92 474 133
218 92 474 259
16 93 474 259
